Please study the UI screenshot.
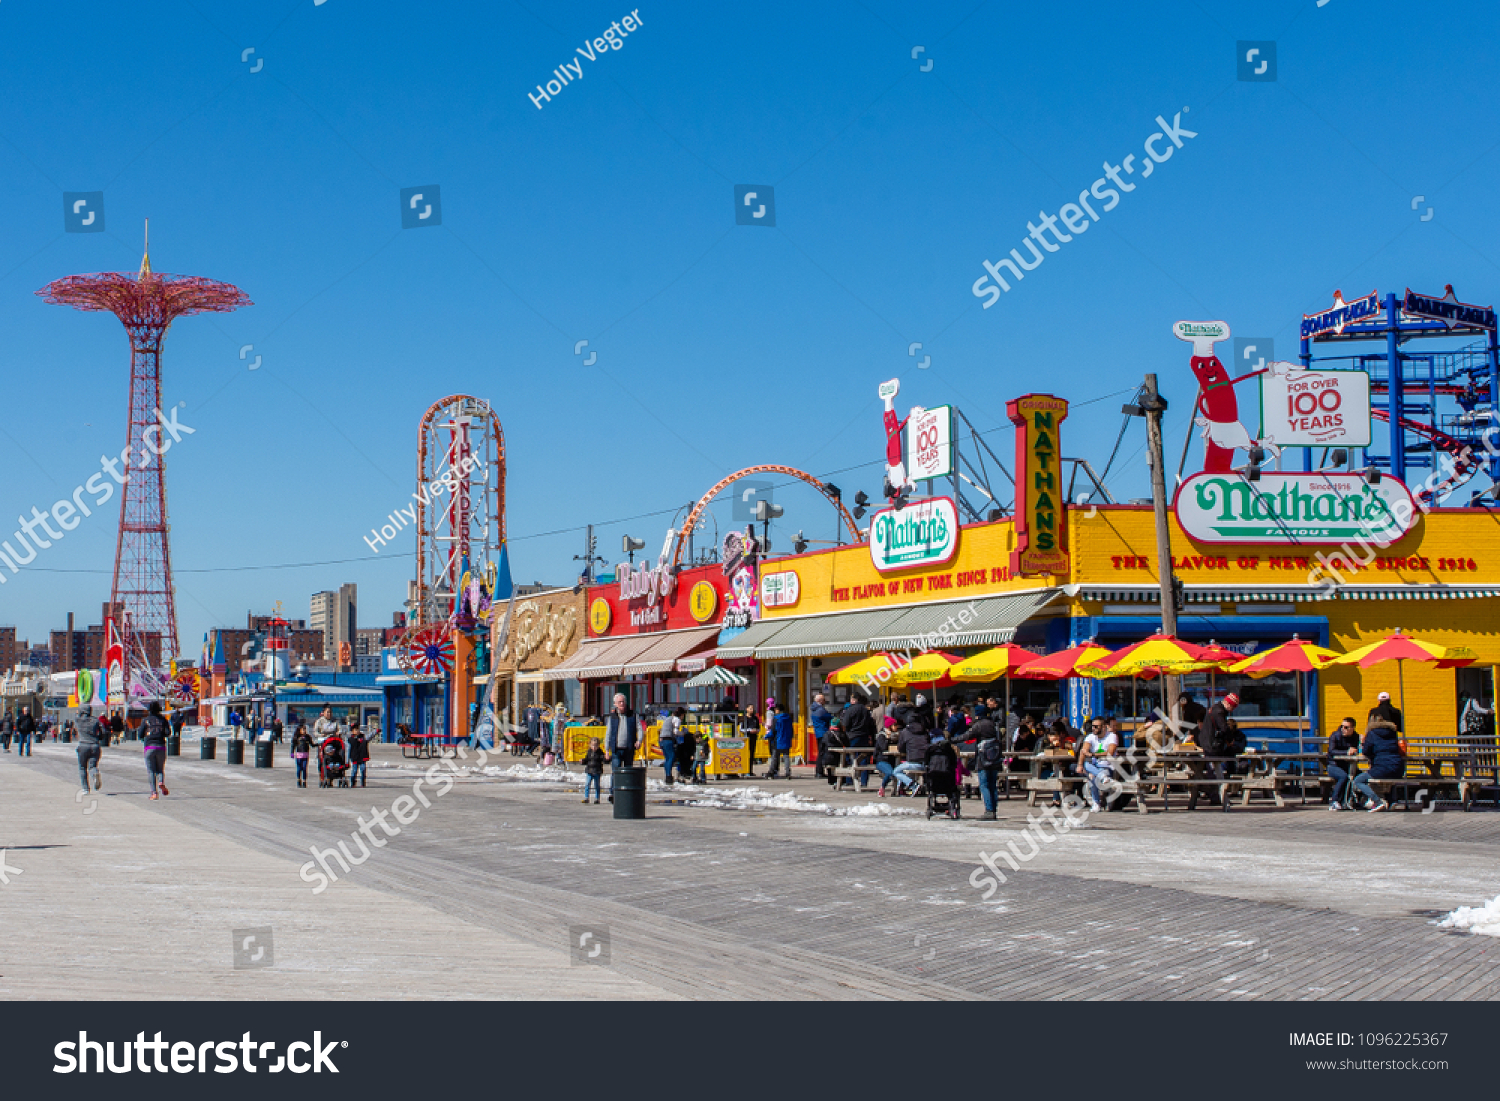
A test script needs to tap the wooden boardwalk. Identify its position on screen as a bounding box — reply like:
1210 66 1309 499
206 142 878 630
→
2 741 1497 1000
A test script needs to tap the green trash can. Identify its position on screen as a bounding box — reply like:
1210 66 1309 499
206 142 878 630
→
254 741 274 769
226 739 245 765
200 736 216 760
166 734 181 757
612 767 646 820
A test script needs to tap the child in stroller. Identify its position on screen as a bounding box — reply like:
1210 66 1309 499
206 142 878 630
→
924 735 961 820
319 734 350 788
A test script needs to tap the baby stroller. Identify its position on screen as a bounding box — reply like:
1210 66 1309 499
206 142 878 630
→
924 738 961 820
319 735 350 788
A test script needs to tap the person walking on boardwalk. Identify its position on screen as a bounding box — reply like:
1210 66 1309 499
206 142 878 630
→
15 706 36 757
75 706 107 793
291 724 312 787
141 700 170 799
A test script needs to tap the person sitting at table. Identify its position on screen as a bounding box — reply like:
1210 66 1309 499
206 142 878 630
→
823 718 847 788
1325 716 1361 810
1354 694 1405 812
1076 716 1120 812
891 715 931 796
1049 719 1076 752
843 695 876 791
1011 718 1040 756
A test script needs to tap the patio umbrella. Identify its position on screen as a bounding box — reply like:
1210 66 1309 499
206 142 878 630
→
1329 631 1477 728
1081 634 1225 728
952 643 1040 726
1228 635 1342 751
1017 641 1115 681
887 650 965 689
683 665 749 689
825 652 907 687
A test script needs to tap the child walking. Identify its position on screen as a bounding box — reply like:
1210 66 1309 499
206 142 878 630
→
581 736 606 804
292 723 312 788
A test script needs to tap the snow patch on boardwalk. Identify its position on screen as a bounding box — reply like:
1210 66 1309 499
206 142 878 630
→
1438 893 1500 936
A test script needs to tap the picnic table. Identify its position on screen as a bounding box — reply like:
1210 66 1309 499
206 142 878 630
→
399 732 447 759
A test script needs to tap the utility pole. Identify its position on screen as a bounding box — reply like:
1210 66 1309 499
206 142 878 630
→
1141 373 1180 720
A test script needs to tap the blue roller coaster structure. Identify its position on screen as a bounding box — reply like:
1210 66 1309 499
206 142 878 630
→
1299 287 1500 505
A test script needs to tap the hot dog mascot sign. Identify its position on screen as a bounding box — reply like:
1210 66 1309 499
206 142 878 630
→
878 378 923 504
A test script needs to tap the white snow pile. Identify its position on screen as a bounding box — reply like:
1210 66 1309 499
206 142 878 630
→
1437 894 1500 937
487 763 575 783
683 784 919 817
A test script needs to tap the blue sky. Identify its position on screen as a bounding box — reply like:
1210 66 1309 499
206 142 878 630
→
1 0 1498 657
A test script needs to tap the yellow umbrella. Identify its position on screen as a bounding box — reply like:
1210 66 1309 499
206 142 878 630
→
825 652 907 686
1227 635 1342 750
952 644 1040 727
1329 631 1477 726
887 650 963 688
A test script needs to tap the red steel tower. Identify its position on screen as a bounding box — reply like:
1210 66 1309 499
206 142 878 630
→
38 228 251 663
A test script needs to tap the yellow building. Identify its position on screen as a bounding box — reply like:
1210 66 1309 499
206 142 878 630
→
720 504 1500 749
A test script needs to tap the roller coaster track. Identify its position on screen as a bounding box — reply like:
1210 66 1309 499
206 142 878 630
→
1369 408 1485 504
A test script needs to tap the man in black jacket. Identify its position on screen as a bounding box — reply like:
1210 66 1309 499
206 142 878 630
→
843 696 876 791
76 706 108 792
15 706 36 757
968 715 1002 819
142 701 171 798
1195 692 1239 805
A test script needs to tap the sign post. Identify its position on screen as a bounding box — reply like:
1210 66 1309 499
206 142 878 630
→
1142 373 1179 716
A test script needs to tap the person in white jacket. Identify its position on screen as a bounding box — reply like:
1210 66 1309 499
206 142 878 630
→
313 707 341 745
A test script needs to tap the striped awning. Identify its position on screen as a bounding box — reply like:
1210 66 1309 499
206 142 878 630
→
716 591 1057 660
683 665 749 688
753 607 914 660
543 635 659 681
867 590 1057 649
617 626 721 676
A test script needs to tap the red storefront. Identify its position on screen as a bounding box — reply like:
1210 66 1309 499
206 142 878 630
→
545 560 755 721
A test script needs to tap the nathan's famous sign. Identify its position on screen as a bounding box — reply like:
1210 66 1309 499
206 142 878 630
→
1174 472 1418 545
1007 393 1069 575
868 496 959 573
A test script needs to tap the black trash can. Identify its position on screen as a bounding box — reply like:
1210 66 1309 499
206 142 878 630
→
226 739 245 765
255 741 274 769
612 767 647 820
166 735 181 757
200 736 216 760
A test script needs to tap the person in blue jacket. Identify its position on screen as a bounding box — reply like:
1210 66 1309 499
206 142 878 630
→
766 703 796 780
1352 693 1405 812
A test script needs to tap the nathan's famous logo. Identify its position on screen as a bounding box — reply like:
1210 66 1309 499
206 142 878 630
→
873 504 950 562
1185 475 1411 540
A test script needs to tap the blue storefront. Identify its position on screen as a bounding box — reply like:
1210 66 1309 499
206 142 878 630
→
1047 612 1329 747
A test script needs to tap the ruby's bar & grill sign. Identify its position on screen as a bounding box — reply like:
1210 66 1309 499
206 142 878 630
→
1174 471 1419 544
1008 393 1070 575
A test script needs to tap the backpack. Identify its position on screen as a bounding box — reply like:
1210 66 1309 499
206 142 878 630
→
976 737 1004 771
1465 703 1490 737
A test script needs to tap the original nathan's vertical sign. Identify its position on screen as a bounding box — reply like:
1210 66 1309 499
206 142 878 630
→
1008 393 1070 576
